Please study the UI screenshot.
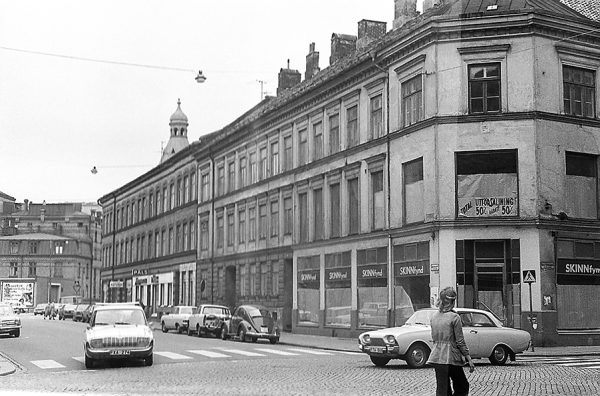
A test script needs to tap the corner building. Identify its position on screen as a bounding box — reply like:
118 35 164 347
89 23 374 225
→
195 0 600 345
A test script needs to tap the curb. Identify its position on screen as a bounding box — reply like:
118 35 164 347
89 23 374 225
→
0 353 17 377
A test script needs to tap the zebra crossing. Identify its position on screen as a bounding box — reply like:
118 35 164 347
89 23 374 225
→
518 355 600 369
28 346 344 370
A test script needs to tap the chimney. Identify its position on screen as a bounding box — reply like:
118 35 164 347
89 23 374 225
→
330 33 357 65
23 199 29 211
422 0 442 13
277 59 302 95
356 19 387 51
305 43 320 80
393 0 418 29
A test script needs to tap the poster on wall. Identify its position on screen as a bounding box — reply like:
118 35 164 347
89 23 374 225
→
1 281 35 309
457 173 518 217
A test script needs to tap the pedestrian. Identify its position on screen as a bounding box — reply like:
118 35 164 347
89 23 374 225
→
427 287 475 396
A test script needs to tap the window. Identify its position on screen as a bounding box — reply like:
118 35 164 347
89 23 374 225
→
284 197 293 235
297 256 320 325
298 128 308 166
228 161 235 192
169 227 174 254
261 262 269 296
468 63 500 114
330 183 341 238
54 242 64 254
10 242 19 254
456 151 518 218
248 207 256 241
325 252 352 327
9 262 18 278
370 94 383 138
54 262 63 278
238 208 246 244
240 264 248 296
201 173 210 202
313 121 323 160
271 141 279 176
299 192 308 243
238 157 247 188
372 171 384 229
28 262 36 277
217 165 225 196
393 242 430 326
403 159 424 224
271 261 280 295
346 106 358 148
217 213 224 248
182 223 189 250
563 65 596 118
177 178 183 206
259 147 268 179
250 263 257 295
155 190 160 215
183 176 189 204
329 114 340 155
313 188 323 240
259 204 267 239
270 201 279 237
348 178 359 235
227 211 235 246
249 152 257 184
29 242 38 254
190 220 195 250
176 225 182 252
190 171 196 201
162 187 168 213
566 152 598 219
357 247 388 327
149 193 154 217
200 219 209 251
161 230 167 256
402 75 422 127
155 232 160 257
283 136 293 171
169 184 175 210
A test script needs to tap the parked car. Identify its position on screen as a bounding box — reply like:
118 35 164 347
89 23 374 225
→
187 304 231 338
358 308 531 369
0 303 21 337
73 304 90 322
81 304 96 323
84 303 153 368
221 305 280 344
59 304 76 320
160 305 196 333
33 303 48 316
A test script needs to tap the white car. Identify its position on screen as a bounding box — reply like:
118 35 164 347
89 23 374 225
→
358 308 531 369
0 303 21 337
84 303 153 368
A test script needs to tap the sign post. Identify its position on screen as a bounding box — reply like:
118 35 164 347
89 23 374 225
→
523 270 537 352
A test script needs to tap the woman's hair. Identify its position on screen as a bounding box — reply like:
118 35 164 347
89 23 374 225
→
436 287 457 313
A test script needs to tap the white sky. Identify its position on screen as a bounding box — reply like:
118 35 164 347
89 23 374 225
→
1 0 422 204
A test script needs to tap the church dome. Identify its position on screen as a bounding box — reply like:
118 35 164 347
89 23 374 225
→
170 99 188 124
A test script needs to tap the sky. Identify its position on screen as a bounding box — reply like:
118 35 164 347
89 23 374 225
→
1 0 422 204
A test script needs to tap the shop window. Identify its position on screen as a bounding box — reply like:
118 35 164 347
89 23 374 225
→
325 252 351 327
565 152 598 219
402 75 423 126
563 65 596 118
456 150 518 218
393 241 430 326
468 63 501 114
403 158 424 224
357 247 388 328
297 256 320 325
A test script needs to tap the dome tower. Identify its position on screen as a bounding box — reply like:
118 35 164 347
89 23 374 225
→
160 99 190 164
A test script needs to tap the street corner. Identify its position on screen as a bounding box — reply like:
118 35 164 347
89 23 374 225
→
0 355 17 376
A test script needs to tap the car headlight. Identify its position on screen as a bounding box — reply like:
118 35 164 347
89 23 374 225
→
384 335 396 344
90 339 103 348
362 334 371 344
136 337 151 347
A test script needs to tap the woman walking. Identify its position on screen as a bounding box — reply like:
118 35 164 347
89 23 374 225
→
427 287 475 396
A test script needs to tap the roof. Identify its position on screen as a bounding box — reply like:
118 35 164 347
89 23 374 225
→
0 191 15 201
0 233 72 241
12 203 85 217
561 0 600 21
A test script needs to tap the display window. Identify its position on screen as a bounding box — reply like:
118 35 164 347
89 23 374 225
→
324 252 351 327
394 241 430 326
297 255 320 325
357 247 388 327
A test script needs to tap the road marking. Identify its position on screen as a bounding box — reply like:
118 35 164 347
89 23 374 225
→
561 361 600 367
31 360 65 369
585 365 600 369
154 351 193 360
286 348 333 355
337 351 362 355
72 357 84 363
187 350 230 358
254 348 299 356
220 349 265 357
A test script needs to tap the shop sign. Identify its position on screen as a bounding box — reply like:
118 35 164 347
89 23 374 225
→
151 275 159 284
557 259 600 276
325 267 351 288
298 269 320 289
109 280 124 288
358 264 387 280
458 195 517 217
132 269 148 276
135 278 148 285
394 262 429 277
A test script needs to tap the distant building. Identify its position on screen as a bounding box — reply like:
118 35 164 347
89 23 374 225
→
0 200 102 306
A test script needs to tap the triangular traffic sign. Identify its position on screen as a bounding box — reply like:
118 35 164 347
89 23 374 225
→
523 270 536 283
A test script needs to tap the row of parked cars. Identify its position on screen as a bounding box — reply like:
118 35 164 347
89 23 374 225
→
33 302 96 322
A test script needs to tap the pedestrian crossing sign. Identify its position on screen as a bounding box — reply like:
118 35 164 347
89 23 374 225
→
523 270 536 283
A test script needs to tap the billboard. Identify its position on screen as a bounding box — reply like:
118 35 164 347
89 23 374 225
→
1 281 35 308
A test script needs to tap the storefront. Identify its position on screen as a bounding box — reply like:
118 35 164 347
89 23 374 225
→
133 272 174 313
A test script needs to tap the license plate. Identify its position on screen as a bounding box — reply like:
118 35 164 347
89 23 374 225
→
369 346 385 354
261 327 269 333
110 350 131 356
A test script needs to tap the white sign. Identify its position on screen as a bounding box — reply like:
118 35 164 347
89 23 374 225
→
523 270 536 283
1 282 34 307
458 196 517 217
109 280 124 288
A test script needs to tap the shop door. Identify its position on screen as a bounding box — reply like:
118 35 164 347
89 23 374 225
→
474 241 507 323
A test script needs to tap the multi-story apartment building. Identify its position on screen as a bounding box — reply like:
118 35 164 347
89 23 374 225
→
98 100 199 310
0 201 102 307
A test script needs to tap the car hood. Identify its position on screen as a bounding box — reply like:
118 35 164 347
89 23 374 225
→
87 325 152 339
0 314 19 321
363 325 429 338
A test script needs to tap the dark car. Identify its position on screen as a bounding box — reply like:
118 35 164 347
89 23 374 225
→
59 304 76 320
73 304 90 322
221 305 280 344
82 304 95 323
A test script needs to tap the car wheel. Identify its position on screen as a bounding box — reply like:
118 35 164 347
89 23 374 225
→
187 325 192 336
489 345 509 365
161 322 168 333
221 325 228 340
13 329 20 338
406 343 430 369
238 327 247 342
370 356 391 367
251 337 258 343
145 354 153 367
269 338 278 345
175 324 181 334
85 355 95 369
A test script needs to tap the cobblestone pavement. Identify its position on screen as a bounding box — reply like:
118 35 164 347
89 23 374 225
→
1 354 600 395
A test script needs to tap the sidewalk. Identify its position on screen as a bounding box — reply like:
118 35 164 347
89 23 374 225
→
0 353 17 377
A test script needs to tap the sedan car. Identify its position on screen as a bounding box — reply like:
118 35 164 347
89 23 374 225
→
0 303 21 337
358 308 531 369
73 304 90 322
187 304 231 338
221 305 280 344
59 304 76 320
33 303 47 316
84 303 153 369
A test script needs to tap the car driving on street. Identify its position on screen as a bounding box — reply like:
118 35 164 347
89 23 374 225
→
358 308 531 369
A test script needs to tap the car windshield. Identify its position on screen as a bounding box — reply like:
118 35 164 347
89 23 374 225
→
204 307 228 315
405 310 436 325
179 307 194 315
0 306 14 315
93 309 146 326
247 307 272 326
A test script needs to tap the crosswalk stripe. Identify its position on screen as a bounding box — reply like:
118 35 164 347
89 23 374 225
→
585 365 600 369
220 349 265 357
286 348 333 355
561 361 600 367
31 360 65 369
187 350 230 358
254 348 299 356
72 357 84 363
154 351 193 360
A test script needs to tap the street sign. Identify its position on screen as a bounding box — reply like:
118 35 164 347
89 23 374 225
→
109 280 123 288
523 270 536 283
